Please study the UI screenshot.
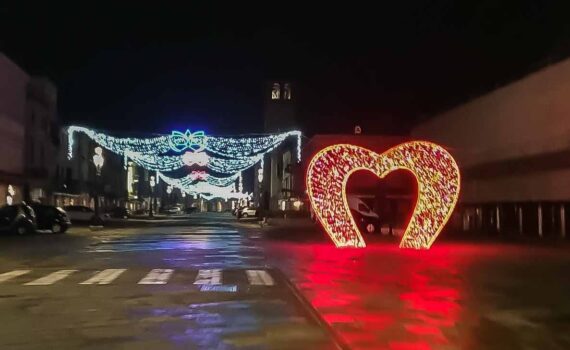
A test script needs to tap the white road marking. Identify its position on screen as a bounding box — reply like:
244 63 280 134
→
0 270 31 283
193 269 221 285
246 270 275 286
25 270 77 285
138 269 174 284
80 269 126 285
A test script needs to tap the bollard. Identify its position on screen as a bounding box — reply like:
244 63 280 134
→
538 203 543 238
561 204 566 239
495 205 501 232
517 205 523 235
476 207 483 230
462 210 470 232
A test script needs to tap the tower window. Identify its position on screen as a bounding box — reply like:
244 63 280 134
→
283 83 291 100
271 83 280 100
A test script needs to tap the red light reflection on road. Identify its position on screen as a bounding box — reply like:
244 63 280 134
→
267 242 468 349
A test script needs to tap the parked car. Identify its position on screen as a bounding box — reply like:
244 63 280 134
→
107 207 130 219
30 204 71 234
161 205 182 215
238 207 258 219
63 205 108 223
133 208 148 216
347 196 380 233
0 204 36 235
185 206 199 214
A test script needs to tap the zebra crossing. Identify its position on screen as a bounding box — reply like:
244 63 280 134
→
0 268 276 288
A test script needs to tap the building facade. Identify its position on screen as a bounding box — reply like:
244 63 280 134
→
0 53 28 205
25 77 59 203
54 129 128 211
0 53 59 206
255 81 301 211
412 58 570 237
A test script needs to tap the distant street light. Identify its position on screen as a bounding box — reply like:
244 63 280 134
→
149 175 156 218
93 147 105 176
92 147 105 222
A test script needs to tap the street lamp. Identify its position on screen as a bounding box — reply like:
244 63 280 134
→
149 175 156 218
92 147 105 221
93 147 105 175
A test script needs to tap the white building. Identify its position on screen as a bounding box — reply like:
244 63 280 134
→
0 53 28 205
412 58 570 237
0 53 59 206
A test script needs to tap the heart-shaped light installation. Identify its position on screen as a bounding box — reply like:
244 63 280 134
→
306 142 460 249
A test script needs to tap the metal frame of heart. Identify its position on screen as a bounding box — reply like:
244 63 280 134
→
306 141 461 249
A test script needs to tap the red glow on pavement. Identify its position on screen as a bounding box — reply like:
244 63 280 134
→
265 241 476 349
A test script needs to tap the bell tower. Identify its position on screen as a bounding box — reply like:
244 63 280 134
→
263 81 296 132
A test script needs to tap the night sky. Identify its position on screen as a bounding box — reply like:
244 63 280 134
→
2 2 570 136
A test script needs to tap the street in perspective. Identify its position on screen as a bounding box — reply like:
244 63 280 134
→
3 3 570 349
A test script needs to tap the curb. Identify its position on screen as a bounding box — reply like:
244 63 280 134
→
274 269 350 350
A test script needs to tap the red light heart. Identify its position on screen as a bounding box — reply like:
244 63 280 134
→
306 142 461 249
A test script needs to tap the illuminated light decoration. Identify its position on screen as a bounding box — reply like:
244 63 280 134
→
67 125 302 198
124 150 185 172
169 130 207 153
182 151 209 166
6 185 15 205
295 132 302 162
306 142 460 249
205 131 300 159
238 172 243 193
158 172 238 188
67 126 171 159
67 126 301 173
157 172 249 200
7 185 15 197
189 170 207 181
258 157 264 183
93 146 105 175
207 155 263 174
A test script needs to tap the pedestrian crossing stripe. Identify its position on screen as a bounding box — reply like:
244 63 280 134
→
24 270 78 286
193 269 222 285
246 270 274 286
138 269 173 285
0 269 276 287
80 269 127 285
0 270 30 283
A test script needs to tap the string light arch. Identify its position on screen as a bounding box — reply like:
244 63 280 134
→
67 126 301 199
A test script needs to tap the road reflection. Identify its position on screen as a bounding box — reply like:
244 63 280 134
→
268 243 474 349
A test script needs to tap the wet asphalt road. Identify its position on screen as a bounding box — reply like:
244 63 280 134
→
2 213 570 349
0 213 337 350
261 224 570 350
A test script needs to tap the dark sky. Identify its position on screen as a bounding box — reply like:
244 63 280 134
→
2 2 570 136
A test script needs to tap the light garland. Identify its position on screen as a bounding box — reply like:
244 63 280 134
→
206 130 301 161
67 125 302 199
157 172 249 200
306 142 460 249
67 126 300 172
169 130 207 152
182 151 209 166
